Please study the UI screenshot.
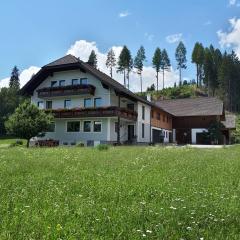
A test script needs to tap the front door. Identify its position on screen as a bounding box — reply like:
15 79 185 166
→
128 125 135 141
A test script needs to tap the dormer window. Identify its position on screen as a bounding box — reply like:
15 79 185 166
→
51 81 57 87
72 79 80 85
59 80 65 86
80 78 88 85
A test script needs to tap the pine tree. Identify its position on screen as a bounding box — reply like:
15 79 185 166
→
117 46 133 89
88 50 97 68
152 47 162 91
134 46 146 93
9 66 20 89
106 48 116 78
175 41 187 85
161 49 171 89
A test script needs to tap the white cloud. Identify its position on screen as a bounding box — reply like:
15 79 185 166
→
217 18 240 57
119 10 130 18
166 33 183 44
228 0 240 6
204 20 212 26
67 40 178 91
0 66 40 89
144 32 154 41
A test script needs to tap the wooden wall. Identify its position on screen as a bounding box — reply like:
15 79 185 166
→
151 108 172 130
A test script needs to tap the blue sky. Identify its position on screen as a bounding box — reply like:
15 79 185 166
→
0 0 240 90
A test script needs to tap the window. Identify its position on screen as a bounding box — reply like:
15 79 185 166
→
142 106 145 120
94 98 102 107
67 121 80 132
84 98 92 108
94 121 102 132
46 100 52 109
64 99 71 109
59 80 65 86
83 121 91 132
157 113 160 120
80 78 88 85
142 123 145 138
37 101 44 109
72 79 80 85
115 122 119 133
127 103 134 111
51 81 58 87
47 122 55 132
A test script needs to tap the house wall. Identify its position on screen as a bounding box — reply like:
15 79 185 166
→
151 107 172 130
31 70 111 109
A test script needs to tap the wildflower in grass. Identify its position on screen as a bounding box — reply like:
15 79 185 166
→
146 230 152 233
142 233 146 237
170 206 177 210
186 227 192 231
56 224 62 231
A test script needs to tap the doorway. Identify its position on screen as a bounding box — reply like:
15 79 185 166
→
128 125 135 142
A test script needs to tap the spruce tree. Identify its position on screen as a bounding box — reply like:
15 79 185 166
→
161 49 171 89
9 66 20 89
152 47 162 91
134 46 146 93
88 50 97 68
117 46 132 89
175 41 187 85
106 48 116 78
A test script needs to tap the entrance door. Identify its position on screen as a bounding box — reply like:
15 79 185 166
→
176 129 191 144
128 125 135 141
152 129 162 143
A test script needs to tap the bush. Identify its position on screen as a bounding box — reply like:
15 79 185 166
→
10 139 24 147
77 142 85 147
96 144 109 151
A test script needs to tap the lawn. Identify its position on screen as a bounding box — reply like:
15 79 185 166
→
0 144 239 239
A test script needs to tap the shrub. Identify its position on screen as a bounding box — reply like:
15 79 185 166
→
77 142 85 147
9 139 24 147
96 144 109 151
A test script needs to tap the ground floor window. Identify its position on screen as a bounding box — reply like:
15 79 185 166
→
47 122 55 132
142 123 145 138
93 121 102 132
67 121 80 132
37 101 44 109
83 121 91 132
46 100 52 109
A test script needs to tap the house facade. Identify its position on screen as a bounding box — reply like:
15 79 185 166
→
21 55 234 146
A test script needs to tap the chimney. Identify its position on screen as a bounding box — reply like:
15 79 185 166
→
147 93 152 102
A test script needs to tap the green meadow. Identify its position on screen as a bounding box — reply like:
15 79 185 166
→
0 142 239 239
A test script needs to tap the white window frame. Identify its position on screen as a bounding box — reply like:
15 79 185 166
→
64 99 71 109
93 121 102 133
37 101 44 109
66 121 81 133
83 120 92 132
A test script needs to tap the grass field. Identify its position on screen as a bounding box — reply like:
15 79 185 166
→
0 144 239 239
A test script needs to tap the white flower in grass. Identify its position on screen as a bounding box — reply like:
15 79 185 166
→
146 230 152 233
170 206 177 210
142 233 146 237
200 238 204 240
186 226 192 231
136 229 142 232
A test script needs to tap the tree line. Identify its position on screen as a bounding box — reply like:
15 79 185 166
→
87 41 187 92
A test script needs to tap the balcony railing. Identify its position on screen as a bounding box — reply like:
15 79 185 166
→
37 84 95 98
46 106 138 121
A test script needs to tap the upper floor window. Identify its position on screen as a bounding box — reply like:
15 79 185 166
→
84 98 92 108
127 103 134 111
64 99 71 109
94 98 102 107
37 101 44 109
93 121 102 132
46 100 52 109
72 79 80 85
142 106 145 120
59 80 65 87
80 78 88 85
67 121 80 132
51 81 58 87
157 112 160 120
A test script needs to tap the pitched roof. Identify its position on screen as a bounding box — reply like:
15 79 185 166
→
154 97 224 116
21 55 154 107
221 114 236 129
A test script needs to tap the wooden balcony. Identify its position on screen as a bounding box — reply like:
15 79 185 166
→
46 106 138 121
37 84 95 98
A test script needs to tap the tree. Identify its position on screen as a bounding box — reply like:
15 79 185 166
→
117 46 133 89
161 49 171 89
5 101 53 147
9 66 20 89
106 48 116 78
152 47 162 91
175 41 187 85
88 50 97 68
147 84 155 92
134 46 146 93
192 42 205 87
